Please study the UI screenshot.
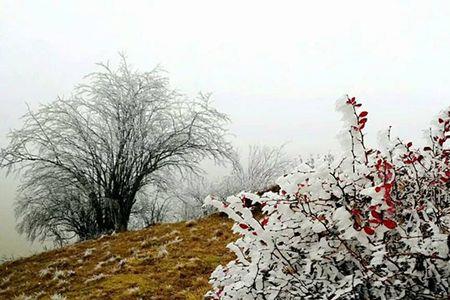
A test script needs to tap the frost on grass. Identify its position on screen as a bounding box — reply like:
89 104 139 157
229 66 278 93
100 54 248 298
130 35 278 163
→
107 255 118 263
1 273 13 285
0 287 10 295
52 270 67 281
84 273 107 284
185 220 197 227
56 279 68 287
38 267 52 278
83 248 95 258
207 236 218 242
95 261 106 270
156 245 168 258
117 259 127 268
50 293 67 300
166 236 183 245
127 286 140 295
13 294 33 300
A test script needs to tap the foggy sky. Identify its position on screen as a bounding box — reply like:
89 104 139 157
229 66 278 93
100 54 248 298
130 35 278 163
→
1 0 450 258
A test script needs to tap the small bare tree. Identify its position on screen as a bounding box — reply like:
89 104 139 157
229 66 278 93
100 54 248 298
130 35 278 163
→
1 55 235 242
220 144 295 195
129 189 171 228
173 175 219 220
176 145 295 220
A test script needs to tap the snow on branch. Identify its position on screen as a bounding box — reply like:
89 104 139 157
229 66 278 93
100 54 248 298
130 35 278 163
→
205 96 450 300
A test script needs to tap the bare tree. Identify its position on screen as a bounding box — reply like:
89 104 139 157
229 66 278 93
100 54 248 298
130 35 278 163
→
176 145 295 219
15 165 99 245
220 144 295 195
173 175 219 220
1 55 235 242
129 188 171 228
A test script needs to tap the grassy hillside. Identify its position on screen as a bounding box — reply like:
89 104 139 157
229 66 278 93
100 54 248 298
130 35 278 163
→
0 214 235 300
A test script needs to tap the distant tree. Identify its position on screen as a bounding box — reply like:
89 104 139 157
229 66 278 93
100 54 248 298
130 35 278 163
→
176 145 295 219
220 144 295 195
174 175 219 220
129 188 171 228
1 55 235 243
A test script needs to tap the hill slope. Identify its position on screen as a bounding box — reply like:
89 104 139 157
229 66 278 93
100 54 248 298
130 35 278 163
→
0 215 235 300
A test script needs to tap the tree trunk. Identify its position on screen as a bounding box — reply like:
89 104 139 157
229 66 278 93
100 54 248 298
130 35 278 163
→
116 216 129 232
116 200 132 232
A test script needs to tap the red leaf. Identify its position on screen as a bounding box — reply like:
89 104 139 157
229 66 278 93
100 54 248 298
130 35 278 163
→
423 146 432 151
439 118 444 123
375 186 382 193
363 226 375 235
371 210 382 220
359 118 368 124
383 219 397 229
369 205 379 211
359 111 368 118
239 223 249 230
261 217 269 227
368 219 382 224
386 198 395 207
387 207 396 214
351 209 361 215
407 142 413 148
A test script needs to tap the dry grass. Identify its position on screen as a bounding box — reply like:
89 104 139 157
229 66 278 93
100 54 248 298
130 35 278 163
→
0 214 236 299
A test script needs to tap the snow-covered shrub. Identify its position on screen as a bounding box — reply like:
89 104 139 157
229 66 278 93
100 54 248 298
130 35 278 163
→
205 96 450 299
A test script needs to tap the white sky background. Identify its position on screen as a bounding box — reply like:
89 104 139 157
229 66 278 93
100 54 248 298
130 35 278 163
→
1 0 450 257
